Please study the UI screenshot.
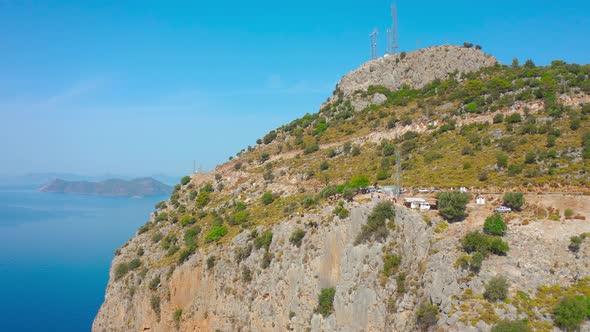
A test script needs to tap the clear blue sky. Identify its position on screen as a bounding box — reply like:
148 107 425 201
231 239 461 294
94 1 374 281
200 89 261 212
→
1 0 589 177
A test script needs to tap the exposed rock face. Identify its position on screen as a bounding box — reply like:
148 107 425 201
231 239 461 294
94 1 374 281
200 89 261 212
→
93 201 590 332
332 45 496 102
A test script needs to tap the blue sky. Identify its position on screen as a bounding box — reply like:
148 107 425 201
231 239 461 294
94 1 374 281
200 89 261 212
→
1 0 589 177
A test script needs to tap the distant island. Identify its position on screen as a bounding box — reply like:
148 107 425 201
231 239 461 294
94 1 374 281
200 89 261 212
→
38 177 173 197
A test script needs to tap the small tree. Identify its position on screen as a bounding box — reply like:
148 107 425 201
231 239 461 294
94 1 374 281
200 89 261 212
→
484 276 509 302
484 213 507 236
416 301 439 330
261 191 274 205
180 176 191 186
503 192 525 211
437 192 472 222
554 296 588 331
195 190 210 208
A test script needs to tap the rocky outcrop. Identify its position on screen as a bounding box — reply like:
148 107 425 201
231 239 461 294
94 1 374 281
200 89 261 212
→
333 45 496 100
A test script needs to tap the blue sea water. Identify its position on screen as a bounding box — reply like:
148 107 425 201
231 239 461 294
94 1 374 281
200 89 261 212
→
0 187 163 331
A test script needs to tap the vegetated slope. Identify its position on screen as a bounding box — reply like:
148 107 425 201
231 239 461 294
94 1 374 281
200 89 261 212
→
94 45 590 332
38 177 172 196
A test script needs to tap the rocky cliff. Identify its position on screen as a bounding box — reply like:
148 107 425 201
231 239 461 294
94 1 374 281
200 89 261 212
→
94 45 590 331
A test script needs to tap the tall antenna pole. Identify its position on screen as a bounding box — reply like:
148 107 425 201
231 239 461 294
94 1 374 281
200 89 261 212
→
393 148 402 198
391 3 399 54
370 28 378 60
193 160 196 174
386 28 392 54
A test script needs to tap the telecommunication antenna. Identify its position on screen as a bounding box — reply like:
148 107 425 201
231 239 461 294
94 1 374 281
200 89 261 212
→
370 28 378 60
391 3 399 54
386 28 392 54
393 148 402 197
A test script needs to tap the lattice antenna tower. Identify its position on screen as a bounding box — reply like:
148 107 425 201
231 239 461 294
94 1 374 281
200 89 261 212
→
391 3 399 54
370 28 378 60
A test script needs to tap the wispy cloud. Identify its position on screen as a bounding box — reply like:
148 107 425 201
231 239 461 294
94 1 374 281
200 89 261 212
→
41 77 106 107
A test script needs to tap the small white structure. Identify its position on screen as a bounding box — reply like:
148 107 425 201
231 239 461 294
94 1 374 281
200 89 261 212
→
419 202 431 210
404 197 427 209
460 187 468 193
476 196 485 205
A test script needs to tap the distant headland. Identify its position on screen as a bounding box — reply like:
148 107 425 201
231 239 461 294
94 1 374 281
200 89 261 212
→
38 177 173 197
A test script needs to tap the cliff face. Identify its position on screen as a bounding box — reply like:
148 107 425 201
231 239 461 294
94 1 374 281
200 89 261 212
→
93 200 590 332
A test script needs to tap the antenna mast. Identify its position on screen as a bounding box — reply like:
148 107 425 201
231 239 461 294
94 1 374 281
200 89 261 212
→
386 28 392 54
393 148 402 198
390 3 399 55
370 28 378 60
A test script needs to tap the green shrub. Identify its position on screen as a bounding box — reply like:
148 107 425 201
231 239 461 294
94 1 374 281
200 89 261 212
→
241 267 252 283
461 231 509 256
304 144 319 154
496 152 508 168
262 130 277 144
348 175 370 188
319 161 329 171
114 262 129 280
177 246 195 264
195 190 210 208
491 319 531 332
554 295 588 331
484 213 507 236
261 191 275 205
565 208 574 218
184 225 201 247
524 151 536 164
148 275 160 291
382 254 401 277
503 192 525 211
319 185 341 199
437 192 472 222
301 196 316 208
167 244 180 256
484 275 510 302
128 258 141 270
355 202 395 244
316 287 336 317
254 231 273 251
150 295 161 319
290 229 306 247
488 237 510 255
180 176 191 185
180 215 196 226
416 301 439 330
151 232 163 243
342 188 356 201
205 226 228 243
569 236 582 253
173 309 182 329
470 252 484 272
260 152 270 162
235 244 253 263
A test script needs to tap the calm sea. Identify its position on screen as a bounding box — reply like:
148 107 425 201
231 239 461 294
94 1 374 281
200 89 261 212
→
0 186 163 331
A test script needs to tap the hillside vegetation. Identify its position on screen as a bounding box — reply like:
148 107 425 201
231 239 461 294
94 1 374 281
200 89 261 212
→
94 46 590 332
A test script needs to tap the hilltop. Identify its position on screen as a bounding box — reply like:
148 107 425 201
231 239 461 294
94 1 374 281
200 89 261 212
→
94 45 590 332
39 177 172 197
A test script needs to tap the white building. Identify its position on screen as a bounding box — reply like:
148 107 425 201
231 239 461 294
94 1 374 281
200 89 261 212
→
476 196 485 205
